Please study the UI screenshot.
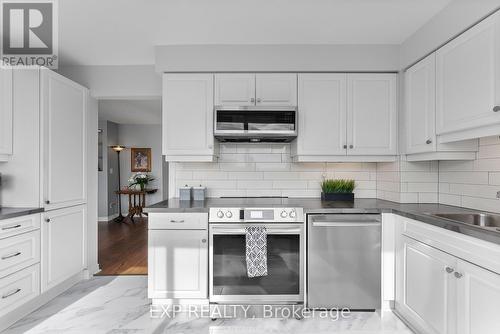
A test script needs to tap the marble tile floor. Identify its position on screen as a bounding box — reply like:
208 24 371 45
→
4 276 414 334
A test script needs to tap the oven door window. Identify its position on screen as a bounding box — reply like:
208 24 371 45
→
212 234 300 296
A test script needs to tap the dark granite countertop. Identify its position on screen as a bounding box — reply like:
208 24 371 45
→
145 198 500 245
0 207 44 220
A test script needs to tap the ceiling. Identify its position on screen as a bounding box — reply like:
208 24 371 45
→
59 0 453 66
98 99 162 125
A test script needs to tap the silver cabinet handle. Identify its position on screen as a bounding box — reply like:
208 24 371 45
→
493 106 500 112
1 252 21 260
349 145 354 149
454 272 463 279
312 221 380 227
170 220 185 223
343 145 347 149
445 266 454 274
2 288 21 299
256 98 262 103
250 98 255 103
426 139 432 144
202 239 207 243
1 224 21 230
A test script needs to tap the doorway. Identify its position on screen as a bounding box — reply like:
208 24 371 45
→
96 98 164 275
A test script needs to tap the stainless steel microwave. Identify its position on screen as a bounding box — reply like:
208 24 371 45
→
214 106 298 142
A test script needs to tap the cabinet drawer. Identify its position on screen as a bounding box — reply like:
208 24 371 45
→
0 214 40 239
148 213 208 230
0 264 40 317
0 230 40 278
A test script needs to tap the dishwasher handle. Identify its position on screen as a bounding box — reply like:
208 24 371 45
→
312 221 381 227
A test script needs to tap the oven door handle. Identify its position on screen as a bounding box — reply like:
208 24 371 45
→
210 226 302 234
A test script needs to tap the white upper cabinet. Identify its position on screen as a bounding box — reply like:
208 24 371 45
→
163 74 216 161
41 69 87 210
436 11 500 141
406 54 437 155
347 74 397 156
255 74 297 106
215 74 255 106
294 74 347 157
405 54 478 160
215 73 297 106
0 67 13 160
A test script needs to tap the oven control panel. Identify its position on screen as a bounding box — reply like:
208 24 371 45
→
209 207 304 223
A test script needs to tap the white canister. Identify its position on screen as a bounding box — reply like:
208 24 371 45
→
179 185 192 201
192 186 206 201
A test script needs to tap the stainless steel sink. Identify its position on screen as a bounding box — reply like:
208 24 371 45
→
431 213 500 229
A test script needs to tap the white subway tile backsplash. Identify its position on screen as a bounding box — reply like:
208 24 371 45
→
439 171 489 185
169 139 500 213
227 172 264 180
490 173 500 185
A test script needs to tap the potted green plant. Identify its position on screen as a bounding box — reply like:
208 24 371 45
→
321 179 355 201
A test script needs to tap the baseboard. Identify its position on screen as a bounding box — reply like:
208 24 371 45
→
98 213 118 222
0 271 86 332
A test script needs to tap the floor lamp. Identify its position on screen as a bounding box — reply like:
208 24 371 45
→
111 145 126 222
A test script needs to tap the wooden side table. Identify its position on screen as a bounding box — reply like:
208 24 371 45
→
115 188 158 223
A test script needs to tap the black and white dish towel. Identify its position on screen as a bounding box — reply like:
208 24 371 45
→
245 226 268 278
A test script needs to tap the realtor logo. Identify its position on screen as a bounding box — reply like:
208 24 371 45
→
1 0 58 68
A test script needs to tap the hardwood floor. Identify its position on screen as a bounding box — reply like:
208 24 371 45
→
97 218 148 275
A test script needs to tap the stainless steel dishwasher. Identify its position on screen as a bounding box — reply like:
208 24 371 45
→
307 214 381 310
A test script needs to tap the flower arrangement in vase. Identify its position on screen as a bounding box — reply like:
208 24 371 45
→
128 173 155 191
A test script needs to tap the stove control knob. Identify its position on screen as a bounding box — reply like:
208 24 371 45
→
289 210 296 218
280 210 288 218
225 211 233 218
217 210 224 219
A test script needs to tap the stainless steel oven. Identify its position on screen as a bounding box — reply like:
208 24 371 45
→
208 207 304 305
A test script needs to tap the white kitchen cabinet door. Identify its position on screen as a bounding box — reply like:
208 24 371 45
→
163 74 215 161
347 74 397 155
41 205 86 292
215 74 255 106
0 66 13 159
456 260 500 334
405 54 437 154
294 74 347 157
148 229 208 299
436 12 500 136
41 69 87 210
398 236 456 334
255 74 297 106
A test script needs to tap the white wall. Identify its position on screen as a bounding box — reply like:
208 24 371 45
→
58 65 161 99
170 143 377 198
400 0 500 68
155 44 400 72
118 124 163 213
97 120 108 219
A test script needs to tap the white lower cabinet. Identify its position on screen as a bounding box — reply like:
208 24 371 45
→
148 229 208 300
456 260 500 334
41 205 86 292
396 233 500 334
397 236 456 334
0 264 40 318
